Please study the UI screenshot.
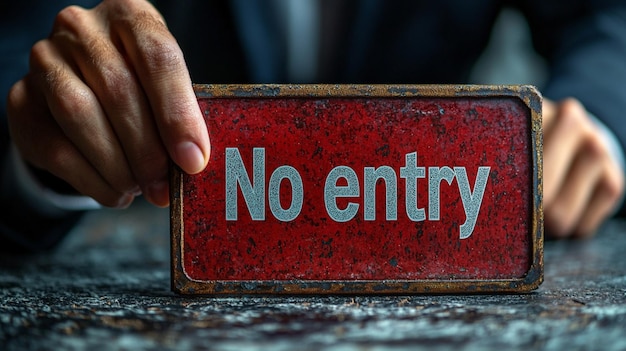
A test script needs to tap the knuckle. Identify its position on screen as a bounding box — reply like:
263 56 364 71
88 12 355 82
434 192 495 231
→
29 40 52 73
127 14 184 74
53 5 89 33
560 98 585 114
141 36 186 75
30 46 76 108
6 81 25 118
110 3 183 73
103 0 155 18
125 3 168 30
44 66 67 95
559 100 588 129
57 86 95 123
98 64 135 103
78 35 139 106
28 43 82 108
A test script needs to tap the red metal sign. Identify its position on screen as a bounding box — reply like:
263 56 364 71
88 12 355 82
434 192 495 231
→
171 84 543 294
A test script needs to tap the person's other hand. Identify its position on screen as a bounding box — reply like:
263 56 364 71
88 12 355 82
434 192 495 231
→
7 0 210 208
543 98 624 238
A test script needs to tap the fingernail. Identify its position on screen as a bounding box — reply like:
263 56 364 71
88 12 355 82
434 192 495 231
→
175 141 207 174
115 193 135 209
130 185 143 196
145 180 170 207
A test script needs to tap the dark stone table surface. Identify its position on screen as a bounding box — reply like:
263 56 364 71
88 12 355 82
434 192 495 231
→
1 199 625 351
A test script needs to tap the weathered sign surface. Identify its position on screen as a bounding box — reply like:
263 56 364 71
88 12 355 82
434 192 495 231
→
171 84 543 295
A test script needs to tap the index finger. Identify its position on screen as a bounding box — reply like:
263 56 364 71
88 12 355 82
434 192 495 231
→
106 1 210 175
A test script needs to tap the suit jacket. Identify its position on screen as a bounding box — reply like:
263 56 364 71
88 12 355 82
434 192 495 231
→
2 0 626 251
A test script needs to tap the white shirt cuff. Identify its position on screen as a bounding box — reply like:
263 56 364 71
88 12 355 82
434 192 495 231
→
9 144 101 217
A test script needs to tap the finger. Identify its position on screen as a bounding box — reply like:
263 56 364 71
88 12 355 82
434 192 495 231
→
52 5 170 206
542 99 557 135
543 98 591 207
573 160 625 238
7 78 134 208
544 145 603 238
29 37 139 196
109 0 210 175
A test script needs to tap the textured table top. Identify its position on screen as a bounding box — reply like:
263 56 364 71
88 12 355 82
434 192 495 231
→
1 200 625 351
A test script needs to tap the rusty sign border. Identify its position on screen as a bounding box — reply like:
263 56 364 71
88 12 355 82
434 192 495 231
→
171 84 543 295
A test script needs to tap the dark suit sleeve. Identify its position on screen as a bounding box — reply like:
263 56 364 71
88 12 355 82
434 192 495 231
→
521 0 626 152
0 1 98 253
0 145 86 253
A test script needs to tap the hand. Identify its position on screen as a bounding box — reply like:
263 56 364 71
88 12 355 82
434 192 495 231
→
543 98 624 238
6 0 210 208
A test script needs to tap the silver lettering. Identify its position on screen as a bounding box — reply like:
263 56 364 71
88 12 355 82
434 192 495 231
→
455 167 490 239
400 152 426 222
225 147 265 220
224 148 490 238
269 165 304 221
324 166 359 222
428 166 455 221
364 166 398 220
